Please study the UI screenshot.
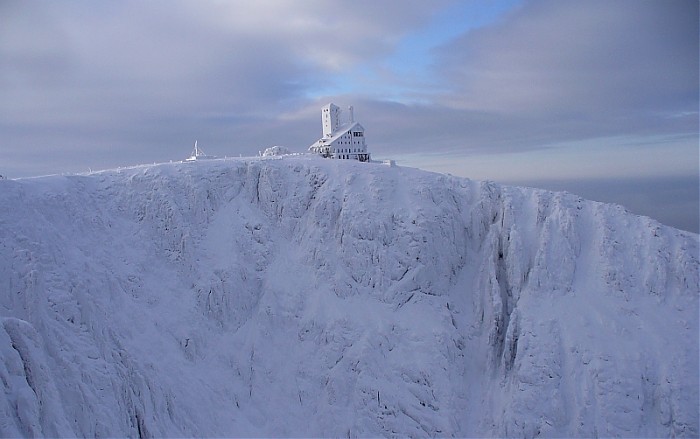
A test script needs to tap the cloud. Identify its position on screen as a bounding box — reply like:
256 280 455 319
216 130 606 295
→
430 0 698 149
1 2 311 122
1 0 450 115
439 0 698 112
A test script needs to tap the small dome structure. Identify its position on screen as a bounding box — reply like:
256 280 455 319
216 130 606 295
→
262 145 291 157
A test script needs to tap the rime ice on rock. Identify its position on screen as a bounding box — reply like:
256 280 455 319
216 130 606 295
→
262 146 291 157
309 103 370 161
0 159 697 438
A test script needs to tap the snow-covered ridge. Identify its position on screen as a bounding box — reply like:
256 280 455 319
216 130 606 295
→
0 157 697 437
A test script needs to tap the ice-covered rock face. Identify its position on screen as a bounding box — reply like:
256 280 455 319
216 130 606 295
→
0 157 697 438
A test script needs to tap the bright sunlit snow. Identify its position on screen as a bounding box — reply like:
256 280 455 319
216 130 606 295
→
0 156 697 437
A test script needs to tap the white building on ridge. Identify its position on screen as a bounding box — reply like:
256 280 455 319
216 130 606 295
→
309 103 370 161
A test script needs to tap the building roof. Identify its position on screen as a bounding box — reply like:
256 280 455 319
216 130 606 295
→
310 122 365 150
322 121 363 143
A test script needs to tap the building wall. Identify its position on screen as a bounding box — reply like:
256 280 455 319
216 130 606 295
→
322 104 340 138
329 127 369 161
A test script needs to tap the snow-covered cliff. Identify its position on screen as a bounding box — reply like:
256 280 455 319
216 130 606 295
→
0 157 697 437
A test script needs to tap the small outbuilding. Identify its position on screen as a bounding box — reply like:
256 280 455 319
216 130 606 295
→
308 103 370 161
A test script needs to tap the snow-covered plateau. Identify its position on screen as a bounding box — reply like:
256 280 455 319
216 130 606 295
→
0 156 697 437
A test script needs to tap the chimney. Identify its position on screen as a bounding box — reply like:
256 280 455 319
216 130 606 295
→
348 106 354 123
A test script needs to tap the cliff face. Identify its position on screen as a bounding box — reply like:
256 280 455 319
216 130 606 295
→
0 157 697 437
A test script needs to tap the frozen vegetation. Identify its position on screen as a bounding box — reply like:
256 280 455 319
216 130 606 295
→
0 156 697 437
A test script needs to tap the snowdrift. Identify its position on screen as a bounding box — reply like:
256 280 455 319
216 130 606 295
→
0 157 697 437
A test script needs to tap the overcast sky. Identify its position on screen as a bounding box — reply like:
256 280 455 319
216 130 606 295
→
1 0 698 232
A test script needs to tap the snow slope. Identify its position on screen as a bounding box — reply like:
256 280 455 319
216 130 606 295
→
0 157 697 437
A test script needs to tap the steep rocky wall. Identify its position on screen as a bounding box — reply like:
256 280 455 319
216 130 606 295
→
0 158 696 437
